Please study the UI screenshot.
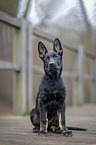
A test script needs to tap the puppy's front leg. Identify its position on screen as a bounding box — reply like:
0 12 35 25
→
58 100 72 137
38 106 48 136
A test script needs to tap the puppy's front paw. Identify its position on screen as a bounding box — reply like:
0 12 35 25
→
38 130 47 136
63 130 72 137
33 127 39 133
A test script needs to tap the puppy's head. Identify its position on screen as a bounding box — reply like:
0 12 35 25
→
38 38 63 78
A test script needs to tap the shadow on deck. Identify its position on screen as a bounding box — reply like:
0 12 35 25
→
0 104 96 145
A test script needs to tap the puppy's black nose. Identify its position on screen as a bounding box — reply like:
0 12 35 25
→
49 62 55 67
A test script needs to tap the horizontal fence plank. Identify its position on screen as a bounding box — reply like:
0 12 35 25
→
33 66 78 78
0 60 20 71
86 50 96 59
33 66 96 81
33 30 96 60
84 74 95 81
33 29 78 53
0 12 21 28
33 66 44 74
62 71 78 79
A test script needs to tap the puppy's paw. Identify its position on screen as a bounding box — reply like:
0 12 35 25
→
63 130 72 137
50 126 62 133
38 130 47 137
33 127 39 133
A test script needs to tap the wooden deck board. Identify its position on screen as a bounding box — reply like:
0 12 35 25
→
0 104 96 145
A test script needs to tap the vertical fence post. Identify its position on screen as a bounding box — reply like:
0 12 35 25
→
72 53 78 106
27 22 33 112
77 45 85 105
91 58 96 103
13 19 27 115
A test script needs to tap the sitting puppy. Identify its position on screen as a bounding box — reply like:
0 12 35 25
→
30 38 72 136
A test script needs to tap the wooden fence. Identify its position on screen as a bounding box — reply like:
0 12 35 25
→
0 12 96 115
0 12 33 115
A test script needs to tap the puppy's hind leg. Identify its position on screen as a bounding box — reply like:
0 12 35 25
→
30 108 40 133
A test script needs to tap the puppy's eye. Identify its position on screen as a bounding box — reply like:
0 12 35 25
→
53 54 57 59
46 56 50 61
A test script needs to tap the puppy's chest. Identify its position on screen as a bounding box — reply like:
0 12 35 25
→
47 81 58 93
40 79 65 103
44 78 62 91
42 91 64 108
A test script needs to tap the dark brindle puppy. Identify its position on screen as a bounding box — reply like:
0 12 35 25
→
30 38 72 136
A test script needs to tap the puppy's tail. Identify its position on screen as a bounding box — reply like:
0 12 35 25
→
67 126 87 131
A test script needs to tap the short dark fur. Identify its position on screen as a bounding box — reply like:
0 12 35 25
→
30 38 86 136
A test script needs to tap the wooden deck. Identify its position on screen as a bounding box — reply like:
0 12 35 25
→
0 104 96 145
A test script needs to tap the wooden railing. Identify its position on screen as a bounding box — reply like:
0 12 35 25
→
0 12 33 115
0 12 96 114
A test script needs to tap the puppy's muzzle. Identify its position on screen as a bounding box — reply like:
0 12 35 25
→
49 62 55 67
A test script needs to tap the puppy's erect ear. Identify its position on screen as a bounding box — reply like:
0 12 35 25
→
38 41 48 60
53 38 63 56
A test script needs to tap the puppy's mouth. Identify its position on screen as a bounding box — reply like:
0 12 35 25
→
49 67 59 72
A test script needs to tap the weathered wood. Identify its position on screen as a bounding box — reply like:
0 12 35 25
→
0 105 96 145
13 28 21 115
77 46 85 105
33 30 96 60
23 0 31 18
0 0 19 17
33 29 78 53
84 74 94 81
91 58 96 103
33 66 44 74
13 19 27 115
0 60 20 71
62 71 78 79
0 11 21 28
27 22 33 111
72 71 94 106
86 50 96 59
72 53 78 106
21 19 27 115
